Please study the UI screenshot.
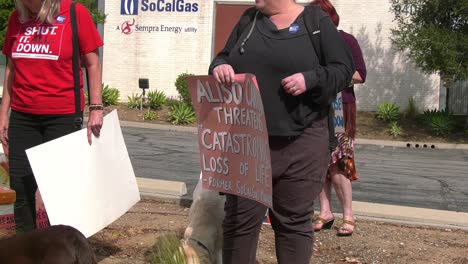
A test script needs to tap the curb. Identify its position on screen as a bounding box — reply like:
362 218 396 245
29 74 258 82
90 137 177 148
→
356 138 468 150
352 201 468 231
136 177 187 198
134 178 468 231
119 120 197 133
116 119 468 149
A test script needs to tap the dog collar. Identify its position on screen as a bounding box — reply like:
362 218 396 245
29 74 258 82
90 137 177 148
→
188 237 212 260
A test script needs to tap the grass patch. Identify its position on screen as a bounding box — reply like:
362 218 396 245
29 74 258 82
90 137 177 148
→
150 232 187 264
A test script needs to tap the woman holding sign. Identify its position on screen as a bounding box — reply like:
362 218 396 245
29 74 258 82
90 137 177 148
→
209 0 354 263
0 0 103 233
311 0 367 237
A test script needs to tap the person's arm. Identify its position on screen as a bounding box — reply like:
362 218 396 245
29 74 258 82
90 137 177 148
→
0 59 13 153
208 18 242 84
84 49 103 145
74 2 104 144
301 14 355 106
351 71 363 85
349 35 367 86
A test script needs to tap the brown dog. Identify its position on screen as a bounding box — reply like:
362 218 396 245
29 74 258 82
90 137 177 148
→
0 225 96 264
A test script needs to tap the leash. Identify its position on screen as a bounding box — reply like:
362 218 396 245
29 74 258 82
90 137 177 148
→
187 237 212 260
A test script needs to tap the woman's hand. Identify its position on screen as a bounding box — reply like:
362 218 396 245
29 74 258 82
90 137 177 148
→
213 64 235 85
0 114 8 155
282 73 306 96
87 110 103 145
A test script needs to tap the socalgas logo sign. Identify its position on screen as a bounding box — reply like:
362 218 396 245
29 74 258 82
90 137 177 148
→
121 0 138 15
121 0 199 15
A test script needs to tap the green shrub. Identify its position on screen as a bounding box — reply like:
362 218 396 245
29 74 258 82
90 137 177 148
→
175 73 194 107
144 109 159 121
421 108 446 125
420 108 437 126
420 109 456 136
147 90 167 110
102 84 120 106
166 97 180 107
430 114 456 136
389 121 402 137
168 103 196 125
376 102 400 123
150 233 187 264
127 93 141 109
405 96 418 118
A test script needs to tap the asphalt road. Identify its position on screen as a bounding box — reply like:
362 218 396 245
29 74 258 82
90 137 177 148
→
122 126 468 213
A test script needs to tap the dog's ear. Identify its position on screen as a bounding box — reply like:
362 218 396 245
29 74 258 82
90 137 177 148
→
184 226 193 238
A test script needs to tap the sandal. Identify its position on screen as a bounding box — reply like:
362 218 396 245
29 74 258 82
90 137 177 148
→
313 217 335 231
337 220 355 237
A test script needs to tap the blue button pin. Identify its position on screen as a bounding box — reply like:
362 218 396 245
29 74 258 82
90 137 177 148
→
57 15 66 23
289 23 299 34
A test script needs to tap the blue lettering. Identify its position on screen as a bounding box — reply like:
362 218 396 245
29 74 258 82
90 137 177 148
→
176 0 184 12
141 0 149 11
157 0 164 11
334 116 344 127
140 0 199 12
332 97 342 110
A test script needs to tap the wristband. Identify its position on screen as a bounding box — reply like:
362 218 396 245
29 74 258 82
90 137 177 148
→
89 104 104 111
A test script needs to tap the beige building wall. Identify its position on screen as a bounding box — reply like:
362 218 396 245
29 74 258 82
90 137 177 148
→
100 0 440 112
102 1 215 99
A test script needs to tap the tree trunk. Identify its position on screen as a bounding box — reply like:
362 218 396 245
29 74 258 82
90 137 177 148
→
441 74 454 112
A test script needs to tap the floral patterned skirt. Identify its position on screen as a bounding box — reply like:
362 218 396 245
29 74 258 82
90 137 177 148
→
329 102 358 181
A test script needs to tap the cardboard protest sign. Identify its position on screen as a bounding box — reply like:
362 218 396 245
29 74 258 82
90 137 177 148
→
187 74 272 208
0 150 15 237
332 92 345 133
0 147 50 236
35 190 49 229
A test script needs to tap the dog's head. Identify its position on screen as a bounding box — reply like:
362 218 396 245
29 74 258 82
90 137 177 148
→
0 225 96 264
182 238 212 264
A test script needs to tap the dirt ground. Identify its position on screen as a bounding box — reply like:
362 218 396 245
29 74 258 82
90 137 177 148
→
89 198 468 264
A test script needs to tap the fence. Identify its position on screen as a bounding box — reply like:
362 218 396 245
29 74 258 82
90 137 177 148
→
448 80 468 115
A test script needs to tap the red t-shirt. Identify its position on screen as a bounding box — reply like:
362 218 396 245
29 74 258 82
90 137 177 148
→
2 0 103 115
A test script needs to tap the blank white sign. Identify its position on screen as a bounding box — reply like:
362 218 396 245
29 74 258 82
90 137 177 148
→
26 110 140 238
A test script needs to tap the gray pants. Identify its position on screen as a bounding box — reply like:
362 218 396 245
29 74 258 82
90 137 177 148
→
222 117 330 264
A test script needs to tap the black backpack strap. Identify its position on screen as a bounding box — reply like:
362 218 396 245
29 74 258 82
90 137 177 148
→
237 7 258 38
304 5 338 152
303 5 324 65
70 2 83 124
237 7 259 55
